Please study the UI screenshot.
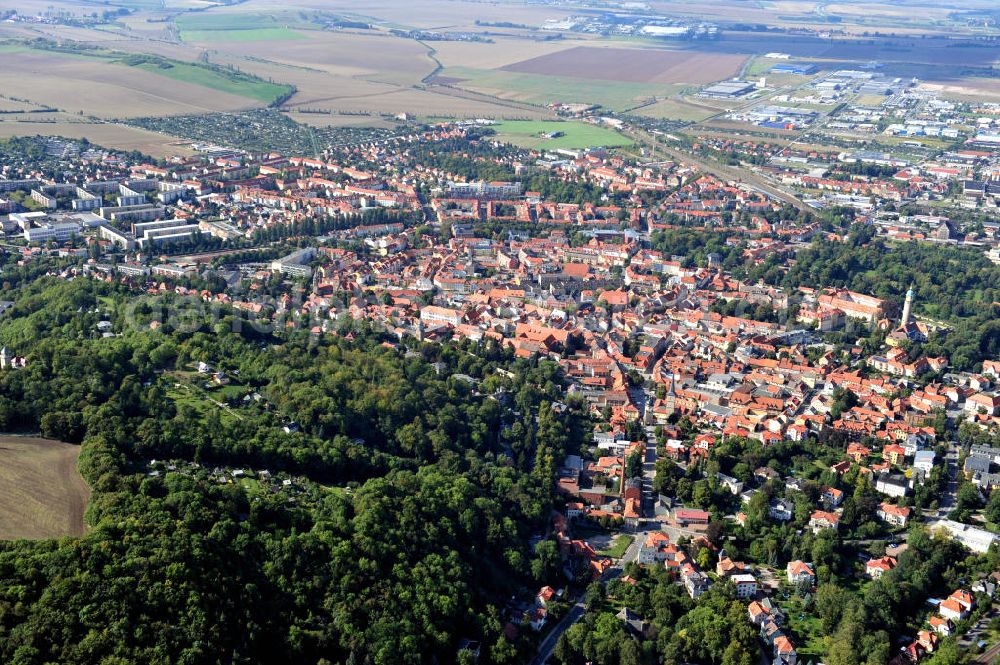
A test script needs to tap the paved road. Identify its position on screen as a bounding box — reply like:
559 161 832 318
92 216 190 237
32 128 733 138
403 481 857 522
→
959 603 998 660
530 529 653 665
530 597 586 665
642 421 659 517
936 441 960 518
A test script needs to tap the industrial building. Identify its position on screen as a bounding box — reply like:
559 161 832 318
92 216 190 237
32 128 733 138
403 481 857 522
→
699 80 756 99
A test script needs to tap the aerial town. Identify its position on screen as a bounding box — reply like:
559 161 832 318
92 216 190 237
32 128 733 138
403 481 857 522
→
1 104 999 665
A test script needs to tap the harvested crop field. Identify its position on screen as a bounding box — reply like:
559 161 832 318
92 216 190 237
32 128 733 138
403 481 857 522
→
0 436 90 540
0 119 195 158
500 46 747 85
216 32 435 85
0 48 268 118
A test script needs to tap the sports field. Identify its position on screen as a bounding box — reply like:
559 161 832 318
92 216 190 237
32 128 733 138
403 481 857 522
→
0 436 90 540
491 120 632 150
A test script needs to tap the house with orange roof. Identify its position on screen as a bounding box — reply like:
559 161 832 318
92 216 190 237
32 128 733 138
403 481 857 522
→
916 630 938 653
948 589 975 613
847 442 871 462
866 556 897 579
938 598 967 622
808 510 840 533
748 600 770 625
772 635 797 665
822 486 844 507
877 502 911 527
882 443 907 466
786 560 815 585
536 586 557 607
928 615 952 637
830 460 851 475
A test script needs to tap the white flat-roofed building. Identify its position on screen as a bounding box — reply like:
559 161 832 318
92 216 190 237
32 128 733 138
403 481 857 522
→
928 519 998 554
731 573 758 599
24 221 81 243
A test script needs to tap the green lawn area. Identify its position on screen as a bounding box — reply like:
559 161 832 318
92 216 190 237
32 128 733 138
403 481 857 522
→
777 596 828 658
130 61 292 104
238 478 262 494
492 120 632 150
442 66 680 112
598 534 634 558
164 373 239 425
321 485 352 499
182 28 306 42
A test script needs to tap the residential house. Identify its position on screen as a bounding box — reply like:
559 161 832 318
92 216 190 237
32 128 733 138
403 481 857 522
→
877 502 912 527
732 573 758 599
773 635 797 665
809 510 840 533
866 556 897 579
786 560 815 586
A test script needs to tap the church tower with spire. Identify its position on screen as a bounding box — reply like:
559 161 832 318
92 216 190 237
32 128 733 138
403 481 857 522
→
900 286 914 327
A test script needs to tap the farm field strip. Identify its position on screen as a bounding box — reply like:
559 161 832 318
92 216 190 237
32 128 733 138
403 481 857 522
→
500 46 748 85
0 436 90 540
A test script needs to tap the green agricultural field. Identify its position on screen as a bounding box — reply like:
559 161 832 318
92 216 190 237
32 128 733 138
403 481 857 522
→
492 120 633 150
129 60 293 104
442 66 680 112
175 13 284 31
176 12 312 42
182 28 306 42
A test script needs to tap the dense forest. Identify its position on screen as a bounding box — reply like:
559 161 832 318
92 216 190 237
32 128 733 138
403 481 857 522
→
0 277 588 665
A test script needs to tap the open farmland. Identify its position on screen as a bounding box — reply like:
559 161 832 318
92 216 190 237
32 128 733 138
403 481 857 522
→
634 98 718 122
437 67 683 112
176 11 311 42
0 45 290 117
500 46 748 85
182 28 307 42
491 120 632 150
126 58 293 104
0 436 90 540
0 119 196 157
211 31 435 85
